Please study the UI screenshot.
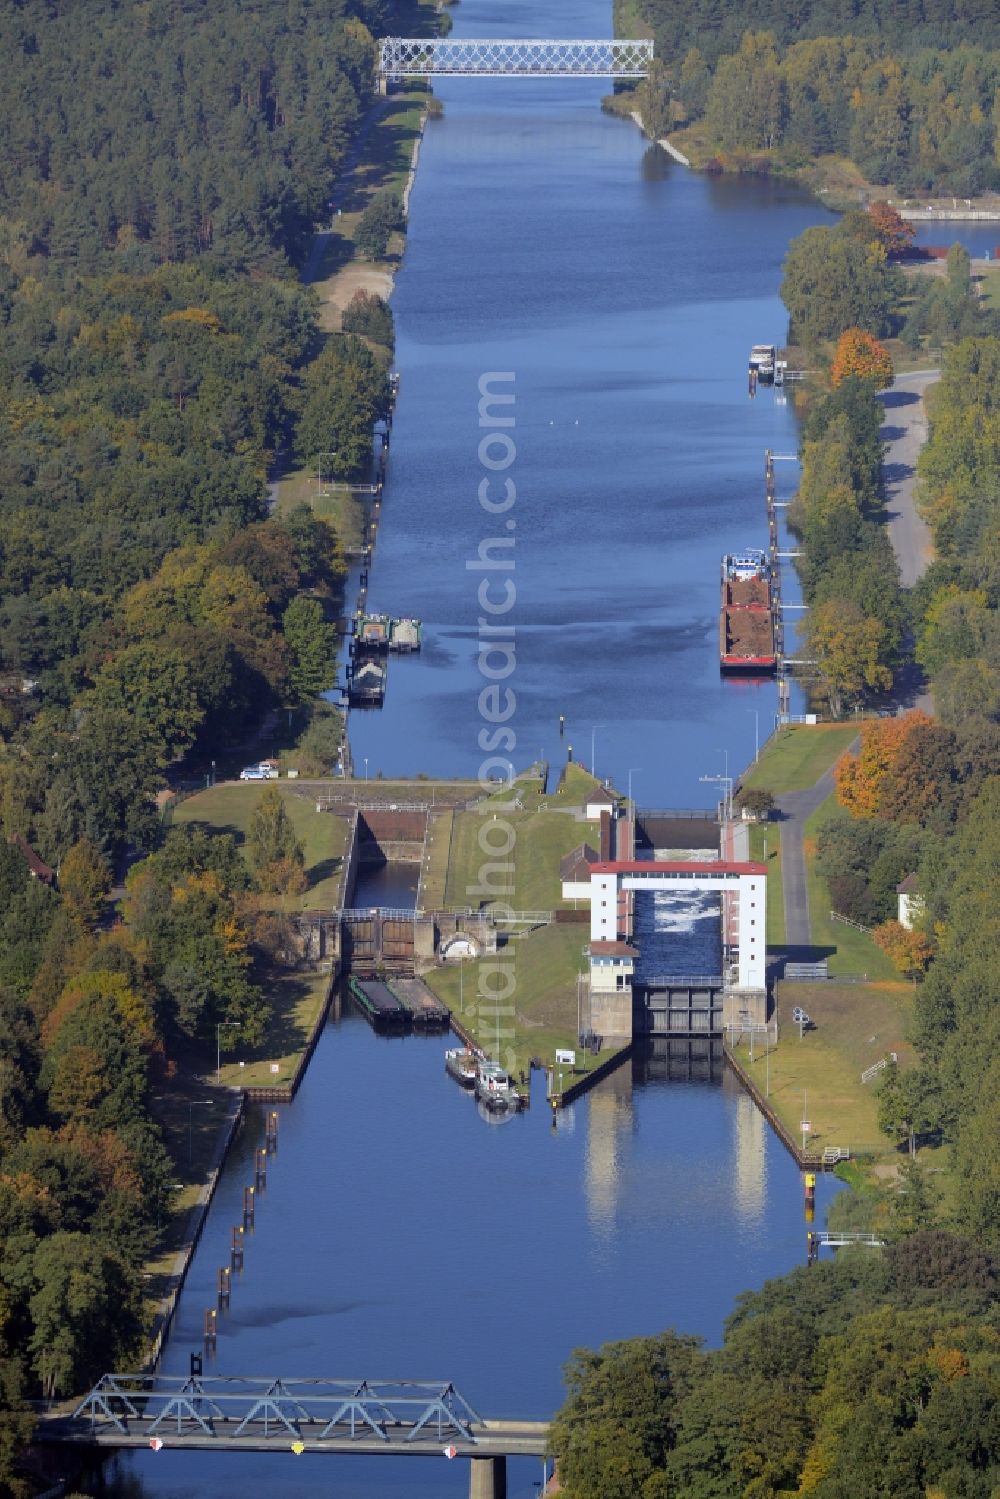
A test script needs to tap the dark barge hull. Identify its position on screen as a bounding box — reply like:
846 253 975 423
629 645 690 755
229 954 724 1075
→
348 977 409 1030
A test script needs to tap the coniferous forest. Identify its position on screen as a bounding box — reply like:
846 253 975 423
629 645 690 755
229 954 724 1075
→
0 4 399 1490
626 0 1000 193
1 3 1000 1498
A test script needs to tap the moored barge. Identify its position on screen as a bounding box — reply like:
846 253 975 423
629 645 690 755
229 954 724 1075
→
348 977 409 1031
719 550 777 674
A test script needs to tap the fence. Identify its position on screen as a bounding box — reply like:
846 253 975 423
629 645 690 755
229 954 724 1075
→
831 909 872 934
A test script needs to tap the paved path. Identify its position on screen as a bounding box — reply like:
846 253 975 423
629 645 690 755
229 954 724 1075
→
879 370 938 588
775 766 842 952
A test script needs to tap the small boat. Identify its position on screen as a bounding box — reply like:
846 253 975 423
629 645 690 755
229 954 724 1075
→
474 1060 520 1111
444 1048 478 1088
749 343 776 382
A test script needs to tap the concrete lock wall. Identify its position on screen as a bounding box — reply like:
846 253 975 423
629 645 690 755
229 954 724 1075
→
590 987 633 1043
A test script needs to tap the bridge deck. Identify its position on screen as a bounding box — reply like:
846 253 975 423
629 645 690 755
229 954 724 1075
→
39 1416 549 1458
42 1375 549 1460
379 38 653 78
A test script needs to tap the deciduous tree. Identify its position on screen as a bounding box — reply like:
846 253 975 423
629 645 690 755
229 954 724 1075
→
834 711 932 816
805 600 893 717
872 919 934 978
247 788 306 895
58 839 111 931
282 596 335 706
830 327 894 389
868 200 917 258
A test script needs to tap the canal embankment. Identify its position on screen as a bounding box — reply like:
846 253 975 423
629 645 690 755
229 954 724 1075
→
146 1093 245 1367
270 83 432 536
728 721 916 1177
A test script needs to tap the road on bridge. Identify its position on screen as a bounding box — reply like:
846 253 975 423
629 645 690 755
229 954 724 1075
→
38 1414 549 1459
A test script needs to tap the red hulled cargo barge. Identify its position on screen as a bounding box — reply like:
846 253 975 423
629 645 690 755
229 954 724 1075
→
719 550 777 674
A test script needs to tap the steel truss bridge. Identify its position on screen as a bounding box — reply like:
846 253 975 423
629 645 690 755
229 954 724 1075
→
378 37 654 79
43 1374 549 1459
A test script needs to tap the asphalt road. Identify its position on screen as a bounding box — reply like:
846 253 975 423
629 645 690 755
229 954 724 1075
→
879 369 938 588
776 766 842 953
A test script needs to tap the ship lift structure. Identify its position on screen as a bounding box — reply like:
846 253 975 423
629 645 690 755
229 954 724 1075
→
378 38 655 80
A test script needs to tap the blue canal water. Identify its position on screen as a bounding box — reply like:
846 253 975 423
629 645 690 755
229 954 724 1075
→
98 4 850 1495
348 1 831 808
100 1012 839 1499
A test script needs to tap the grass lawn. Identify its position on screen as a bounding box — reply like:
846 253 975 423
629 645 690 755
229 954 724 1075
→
748 821 785 947
483 761 604 814
732 980 915 1161
217 966 332 1091
418 809 454 909
273 464 370 552
443 807 592 911
739 724 859 793
173 784 350 910
975 261 1000 311
425 924 603 1080
804 794 899 980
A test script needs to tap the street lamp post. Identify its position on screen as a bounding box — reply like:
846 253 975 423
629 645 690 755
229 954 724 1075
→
590 724 606 779
699 772 733 822
216 1023 241 1082
747 708 759 763
364 757 369 782
317 452 339 499
718 748 731 818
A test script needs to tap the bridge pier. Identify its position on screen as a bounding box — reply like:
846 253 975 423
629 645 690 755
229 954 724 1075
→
469 1455 507 1499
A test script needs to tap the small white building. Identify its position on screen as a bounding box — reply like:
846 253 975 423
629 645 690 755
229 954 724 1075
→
896 873 924 931
585 785 619 821
588 939 638 993
560 843 600 901
587 940 639 1044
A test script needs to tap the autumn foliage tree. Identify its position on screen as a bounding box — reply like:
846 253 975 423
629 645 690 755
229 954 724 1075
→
873 919 935 979
867 200 917 259
831 328 894 390
806 600 894 717
834 711 933 816
58 838 111 930
247 787 307 896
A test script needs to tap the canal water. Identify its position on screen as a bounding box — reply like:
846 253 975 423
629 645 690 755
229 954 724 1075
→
350 0 831 807
99 5 849 1496
102 1015 839 1499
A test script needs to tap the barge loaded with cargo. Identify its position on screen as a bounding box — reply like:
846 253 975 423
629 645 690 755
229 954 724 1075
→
719 550 777 674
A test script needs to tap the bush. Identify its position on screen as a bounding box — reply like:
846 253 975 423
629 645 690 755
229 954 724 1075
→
355 192 404 260
341 290 395 350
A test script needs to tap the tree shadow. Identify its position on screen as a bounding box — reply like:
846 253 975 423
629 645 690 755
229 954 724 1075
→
881 390 920 410
307 856 342 890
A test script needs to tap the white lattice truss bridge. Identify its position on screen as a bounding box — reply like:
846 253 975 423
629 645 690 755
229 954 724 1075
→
378 38 655 79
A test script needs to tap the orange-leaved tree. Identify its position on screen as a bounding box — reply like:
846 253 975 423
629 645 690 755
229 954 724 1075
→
867 201 916 259
831 328 894 390
834 710 933 817
872 919 934 978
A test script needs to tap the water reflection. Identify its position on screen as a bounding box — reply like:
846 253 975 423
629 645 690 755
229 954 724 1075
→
584 1064 634 1238
733 1089 768 1223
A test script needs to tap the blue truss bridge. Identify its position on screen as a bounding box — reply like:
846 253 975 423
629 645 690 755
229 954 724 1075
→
378 37 654 79
37 1373 549 1497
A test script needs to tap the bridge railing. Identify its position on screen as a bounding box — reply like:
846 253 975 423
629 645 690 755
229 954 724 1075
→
379 37 654 78
71 1374 485 1445
810 1231 885 1248
638 974 724 990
